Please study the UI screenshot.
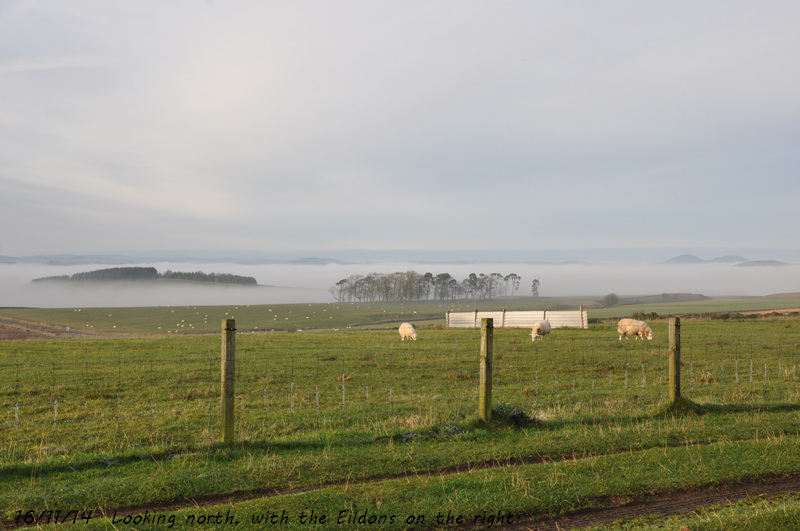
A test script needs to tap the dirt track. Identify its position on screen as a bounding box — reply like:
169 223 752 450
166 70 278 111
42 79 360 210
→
0 318 83 340
2 458 798 530
0 323 39 340
518 473 800 529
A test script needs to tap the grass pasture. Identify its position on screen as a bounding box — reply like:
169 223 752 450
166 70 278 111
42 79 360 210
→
2 298 800 529
2 293 799 336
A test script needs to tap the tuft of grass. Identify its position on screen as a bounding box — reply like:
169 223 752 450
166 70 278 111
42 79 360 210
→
491 403 540 428
651 397 706 417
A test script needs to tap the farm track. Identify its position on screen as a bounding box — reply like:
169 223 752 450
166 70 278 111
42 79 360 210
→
0 318 91 339
519 473 800 530
4 446 800 530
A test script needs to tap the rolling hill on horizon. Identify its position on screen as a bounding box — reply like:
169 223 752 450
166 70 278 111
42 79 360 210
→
663 254 748 264
660 254 788 266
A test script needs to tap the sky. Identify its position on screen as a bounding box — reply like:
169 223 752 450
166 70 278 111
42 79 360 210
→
1 1 799 259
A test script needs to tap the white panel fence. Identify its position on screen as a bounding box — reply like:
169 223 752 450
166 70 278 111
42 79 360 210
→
445 308 588 329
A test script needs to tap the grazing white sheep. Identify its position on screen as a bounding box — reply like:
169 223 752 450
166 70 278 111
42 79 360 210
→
398 322 417 341
531 320 551 341
618 318 653 340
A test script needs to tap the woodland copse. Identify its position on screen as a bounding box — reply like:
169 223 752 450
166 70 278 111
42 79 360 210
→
31 266 257 285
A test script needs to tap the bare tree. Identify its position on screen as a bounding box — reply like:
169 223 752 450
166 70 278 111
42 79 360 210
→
488 273 504 298
434 273 454 300
420 272 434 300
329 270 521 302
329 278 349 302
504 273 521 296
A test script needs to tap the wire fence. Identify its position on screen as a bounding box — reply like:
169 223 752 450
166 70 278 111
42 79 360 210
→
0 348 220 458
493 342 800 419
2 321 800 460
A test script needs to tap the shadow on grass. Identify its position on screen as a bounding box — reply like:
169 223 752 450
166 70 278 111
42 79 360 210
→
0 424 470 479
483 398 800 433
0 438 338 479
7 400 800 480
698 402 800 414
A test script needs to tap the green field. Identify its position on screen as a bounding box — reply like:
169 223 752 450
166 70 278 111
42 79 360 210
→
2 292 800 335
2 296 800 529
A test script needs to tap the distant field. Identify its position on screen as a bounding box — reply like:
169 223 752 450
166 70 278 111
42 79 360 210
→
1 293 800 336
588 294 800 320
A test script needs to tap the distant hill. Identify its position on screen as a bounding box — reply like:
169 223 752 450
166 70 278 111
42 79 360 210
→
709 255 749 263
0 253 350 266
662 255 792 267
663 254 748 264
0 254 137 266
735 260 788 267
662 254 708 264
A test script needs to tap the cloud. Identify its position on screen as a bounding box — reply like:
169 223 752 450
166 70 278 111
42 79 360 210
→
1 1 799 255
0 56 110 75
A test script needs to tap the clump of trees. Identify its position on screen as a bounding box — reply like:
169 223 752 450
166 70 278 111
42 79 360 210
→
160 270 257 285
34 267 159 282
602 293 620 307
632 311 660 320
329 271 523 302
33 267 257 285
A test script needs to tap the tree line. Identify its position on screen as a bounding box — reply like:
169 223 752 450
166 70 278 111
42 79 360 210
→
160 270 257 285
328 271 531 302
33 267 257 285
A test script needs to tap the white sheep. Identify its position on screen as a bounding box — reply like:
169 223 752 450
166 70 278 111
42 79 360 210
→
618 318 653 340
531 320 551 341
398 322 417 341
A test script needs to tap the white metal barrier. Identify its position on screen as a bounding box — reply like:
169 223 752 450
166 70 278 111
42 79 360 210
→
446 308 587 329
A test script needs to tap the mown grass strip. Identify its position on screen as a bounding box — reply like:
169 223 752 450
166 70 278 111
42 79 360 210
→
3 408 800 527
15 432 799 530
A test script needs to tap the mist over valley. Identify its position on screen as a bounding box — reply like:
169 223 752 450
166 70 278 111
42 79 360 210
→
1 250 798 308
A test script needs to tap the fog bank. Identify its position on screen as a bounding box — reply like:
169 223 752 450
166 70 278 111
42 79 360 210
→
1 260 799 308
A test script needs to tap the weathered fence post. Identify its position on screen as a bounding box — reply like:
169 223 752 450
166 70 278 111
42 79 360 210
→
479 318 494 423
669 316 681 402
221 318 236 445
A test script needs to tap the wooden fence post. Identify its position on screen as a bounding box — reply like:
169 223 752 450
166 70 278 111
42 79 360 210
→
669 316 681 402
221 318 236 445
479 318 494 423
